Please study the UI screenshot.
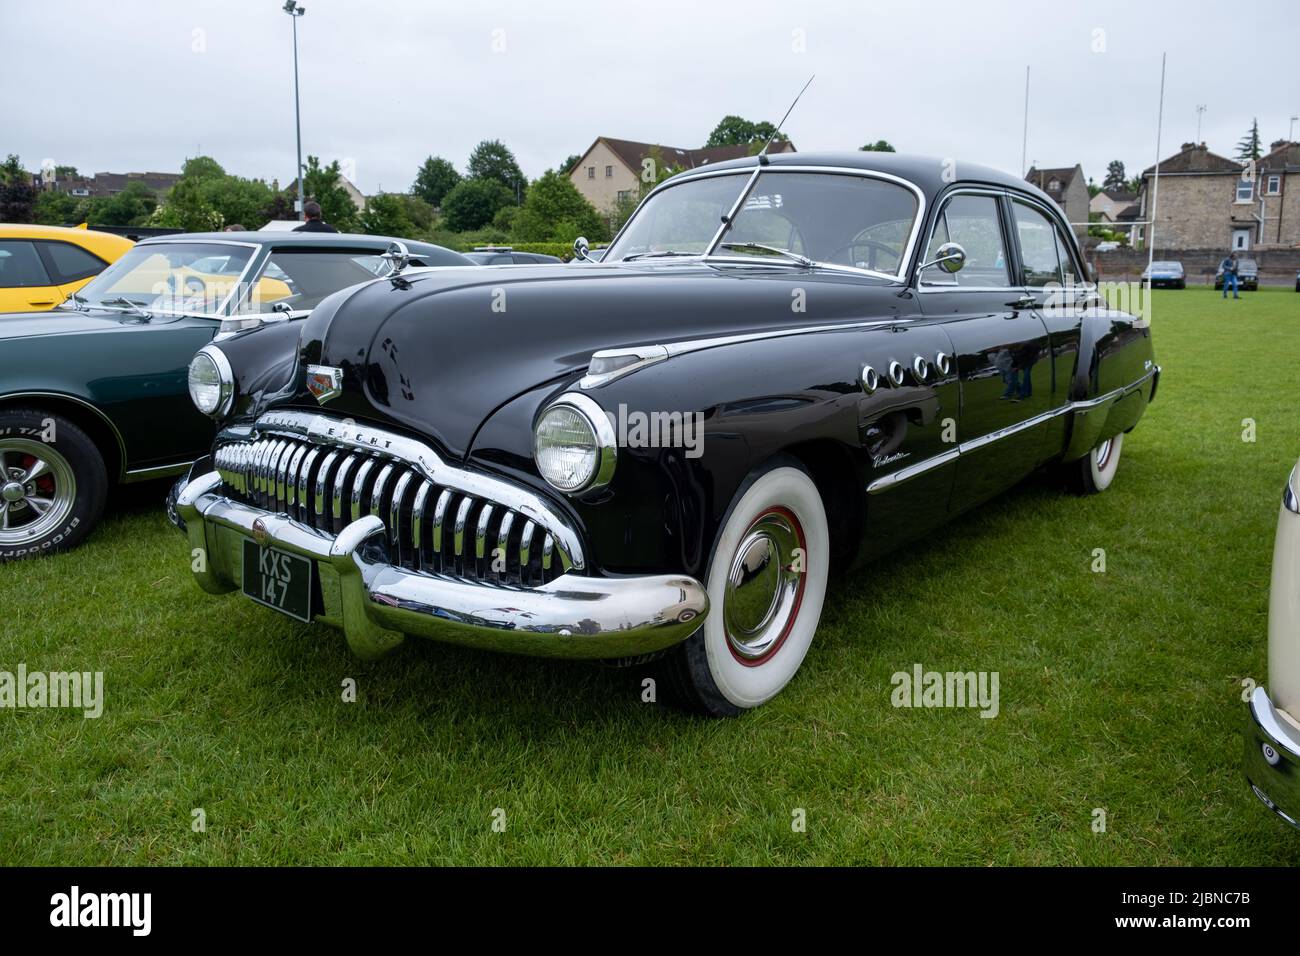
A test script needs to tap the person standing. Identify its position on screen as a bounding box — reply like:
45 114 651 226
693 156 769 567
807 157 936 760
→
293 199 339 233
1220 251 1240 299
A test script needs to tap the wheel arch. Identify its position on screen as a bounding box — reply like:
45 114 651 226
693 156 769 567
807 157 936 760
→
776 439 865 575
0 391 125 482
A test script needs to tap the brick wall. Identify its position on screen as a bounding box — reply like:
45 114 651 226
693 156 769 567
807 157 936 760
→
1088 247 1300 281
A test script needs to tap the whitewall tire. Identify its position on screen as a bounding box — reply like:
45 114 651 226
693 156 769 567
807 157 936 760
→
662 460 829 716
1077 432 1123 494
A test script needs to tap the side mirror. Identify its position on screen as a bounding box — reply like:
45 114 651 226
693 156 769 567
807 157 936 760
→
573 236 591 262
919 242 966 275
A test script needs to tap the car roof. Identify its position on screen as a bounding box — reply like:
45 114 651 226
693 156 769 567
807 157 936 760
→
135 231 471 262
672 150 1057 204
0 222 133 244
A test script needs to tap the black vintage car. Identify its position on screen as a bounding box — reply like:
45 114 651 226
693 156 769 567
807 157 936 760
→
169 152 1159 715
0 232 470 562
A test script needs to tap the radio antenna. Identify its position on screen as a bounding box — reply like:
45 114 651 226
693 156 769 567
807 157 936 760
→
758 74 814 164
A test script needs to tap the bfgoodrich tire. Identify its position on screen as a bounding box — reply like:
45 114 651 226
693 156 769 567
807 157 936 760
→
1071 432 1124 496
0 409 108 562
659 458 830 716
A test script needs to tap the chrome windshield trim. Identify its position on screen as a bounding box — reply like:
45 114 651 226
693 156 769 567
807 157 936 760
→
86 238 264 319
607 164 927 283
224 410 586 570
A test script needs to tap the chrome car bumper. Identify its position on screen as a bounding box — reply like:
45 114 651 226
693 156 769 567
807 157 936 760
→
1245 686 1300 829
169 469 709 660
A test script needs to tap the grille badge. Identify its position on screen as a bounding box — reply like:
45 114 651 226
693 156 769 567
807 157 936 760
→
305 364 343 403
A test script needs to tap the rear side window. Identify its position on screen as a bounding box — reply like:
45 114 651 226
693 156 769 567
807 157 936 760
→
1011 200 1063 286
0 241 52 288
42 240 107 283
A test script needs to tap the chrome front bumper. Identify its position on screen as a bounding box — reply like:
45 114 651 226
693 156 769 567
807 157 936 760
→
170 470 709 660
1245 686 1300 829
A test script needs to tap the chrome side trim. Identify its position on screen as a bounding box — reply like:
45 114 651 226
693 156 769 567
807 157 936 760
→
122 460 193 483
866 369 1157 494
579 320 907 389
240 409 585 570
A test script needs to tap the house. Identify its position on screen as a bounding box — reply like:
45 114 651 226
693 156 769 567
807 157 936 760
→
569 136 797 213
40 169 180 198
1255 139 1300 249
1090 188 1137 224
1025 164 1089 238
1134 141 1266 252
285 173 367 214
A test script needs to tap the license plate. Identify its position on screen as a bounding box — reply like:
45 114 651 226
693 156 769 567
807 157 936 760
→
241 539 314 623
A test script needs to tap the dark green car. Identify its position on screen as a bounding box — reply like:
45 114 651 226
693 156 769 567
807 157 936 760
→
0 231 473 561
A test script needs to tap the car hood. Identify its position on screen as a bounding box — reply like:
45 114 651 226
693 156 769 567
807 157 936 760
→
295 262 910 460
0 308 188 338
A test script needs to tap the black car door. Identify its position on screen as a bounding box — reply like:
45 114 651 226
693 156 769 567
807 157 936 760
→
916 190 1054 513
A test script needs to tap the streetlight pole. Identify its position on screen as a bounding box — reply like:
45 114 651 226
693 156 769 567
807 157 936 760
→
284 1 306 222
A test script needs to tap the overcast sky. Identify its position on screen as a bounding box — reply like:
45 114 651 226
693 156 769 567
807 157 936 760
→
2 0 1294 194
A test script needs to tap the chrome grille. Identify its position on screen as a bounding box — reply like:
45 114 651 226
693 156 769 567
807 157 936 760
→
213 434 573 586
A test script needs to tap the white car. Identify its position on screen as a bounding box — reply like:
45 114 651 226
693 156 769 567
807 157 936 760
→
1246 460 1300 828
1095 240 1121 252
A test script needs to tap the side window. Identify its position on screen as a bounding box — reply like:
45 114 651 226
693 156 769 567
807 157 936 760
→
1011 200 1063 287
922 194 1010 287
1053 227 1081 285
43 241 107 283
0 241 52 288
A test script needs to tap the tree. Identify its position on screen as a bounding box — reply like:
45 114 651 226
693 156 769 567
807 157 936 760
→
302 155 359 231
558 154 581 176
93 181 158 226
466 140 527 201
0 155 37 223
181 155 227 181
511 169 607 242
412 156 461 208
440 178 514 232
359 193 416 237
1237 119 1262 162
1103 160 1127 191
32 190 79 225
705 115 787 148
859 140 896 152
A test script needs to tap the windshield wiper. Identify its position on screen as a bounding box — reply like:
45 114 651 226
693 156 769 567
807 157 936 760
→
62 293 88 312
621 250 698 262
716 242 814 266
103 296 153 319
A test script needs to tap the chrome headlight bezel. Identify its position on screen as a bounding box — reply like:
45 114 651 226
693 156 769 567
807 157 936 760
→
188 345 235 419
534 392 617 496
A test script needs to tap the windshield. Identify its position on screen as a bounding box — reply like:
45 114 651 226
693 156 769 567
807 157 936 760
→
72 242 256 316
606 170 920 276
1150 261 1181 271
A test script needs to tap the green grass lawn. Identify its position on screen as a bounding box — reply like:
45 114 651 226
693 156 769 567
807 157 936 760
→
2 287 1298 865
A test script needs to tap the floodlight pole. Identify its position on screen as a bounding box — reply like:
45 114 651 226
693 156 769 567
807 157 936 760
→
285 2 307 221
1020 66 1030 176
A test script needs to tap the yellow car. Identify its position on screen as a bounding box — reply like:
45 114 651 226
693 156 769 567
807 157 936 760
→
0 224 134 313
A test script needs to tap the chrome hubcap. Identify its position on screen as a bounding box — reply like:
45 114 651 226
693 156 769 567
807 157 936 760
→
724 509 805 663
1095 438 1113 470
0 439 77 545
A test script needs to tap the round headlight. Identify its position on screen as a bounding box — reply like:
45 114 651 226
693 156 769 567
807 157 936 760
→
534 395 616 495
188 346 234 418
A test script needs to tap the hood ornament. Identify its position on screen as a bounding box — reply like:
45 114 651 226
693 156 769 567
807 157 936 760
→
305 364 343 403
381 241 413 287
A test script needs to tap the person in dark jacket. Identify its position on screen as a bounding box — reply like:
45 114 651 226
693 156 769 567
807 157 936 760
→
293 199 339 233
1220 251 1240 299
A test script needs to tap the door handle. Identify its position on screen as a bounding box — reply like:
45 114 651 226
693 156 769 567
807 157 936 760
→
1005 294 1038 310
28 300 54 308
